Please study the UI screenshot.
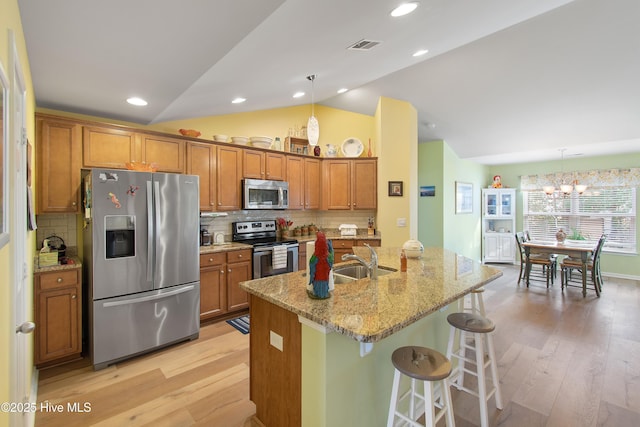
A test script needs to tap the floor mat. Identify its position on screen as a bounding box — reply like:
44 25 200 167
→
226 315 250 334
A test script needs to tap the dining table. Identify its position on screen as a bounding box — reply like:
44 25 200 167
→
522 240 594 297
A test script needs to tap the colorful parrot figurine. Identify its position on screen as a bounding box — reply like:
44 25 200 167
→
308 232 334 299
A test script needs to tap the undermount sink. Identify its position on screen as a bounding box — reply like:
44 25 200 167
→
333 264 397 284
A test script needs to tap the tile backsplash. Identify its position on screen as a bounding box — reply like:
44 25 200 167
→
35 214 78 250
37 210 377 249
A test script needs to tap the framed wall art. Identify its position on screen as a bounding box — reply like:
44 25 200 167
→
388 181 403 197
455 181 473 214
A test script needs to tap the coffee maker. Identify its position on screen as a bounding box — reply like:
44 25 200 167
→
200 228 212 246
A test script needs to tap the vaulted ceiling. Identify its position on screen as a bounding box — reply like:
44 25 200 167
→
18 0 640 164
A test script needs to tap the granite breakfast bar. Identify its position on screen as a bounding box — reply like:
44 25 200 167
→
240 246 503 427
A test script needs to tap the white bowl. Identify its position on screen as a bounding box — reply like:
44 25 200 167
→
402 239 425 258
251 141 272 149
231 136 249 145
250 136 273 144
213 134 228 142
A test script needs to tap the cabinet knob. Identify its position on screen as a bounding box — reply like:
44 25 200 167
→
218 202 222 206
57 277 63 283
228 268 232 273
209 258 213 262
220 270 224 274
72 294 76 299
72 202 77 206
238 254 243 258
210 202 214 206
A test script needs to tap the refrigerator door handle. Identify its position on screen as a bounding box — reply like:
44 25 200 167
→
153 180 161 280
101 285 196 308
146 180 154 282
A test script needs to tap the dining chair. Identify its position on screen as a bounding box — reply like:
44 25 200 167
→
515 232 555 287
524 230 558 281
561 234 607 296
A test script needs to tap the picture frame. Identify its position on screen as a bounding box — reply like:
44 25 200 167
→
388 181 403 197
455 181 473 214
420 185 435 197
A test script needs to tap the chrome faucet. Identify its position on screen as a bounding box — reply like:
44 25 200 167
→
341 243 379 279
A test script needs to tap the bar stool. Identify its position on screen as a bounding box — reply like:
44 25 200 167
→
387 346 455 427
446 313 502 427
458 287 486 316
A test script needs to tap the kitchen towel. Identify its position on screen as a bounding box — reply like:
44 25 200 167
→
272 245 288 269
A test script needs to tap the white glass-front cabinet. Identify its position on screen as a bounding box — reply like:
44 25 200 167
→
482 188 516 263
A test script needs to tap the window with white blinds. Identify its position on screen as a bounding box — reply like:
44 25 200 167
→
523 187 636 254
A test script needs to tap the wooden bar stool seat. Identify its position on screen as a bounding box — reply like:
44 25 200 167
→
446 313 502 427
387 346 455 427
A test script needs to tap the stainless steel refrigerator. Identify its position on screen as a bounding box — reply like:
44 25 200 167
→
82 169 200 370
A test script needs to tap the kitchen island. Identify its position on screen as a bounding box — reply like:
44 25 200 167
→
240 246 502 427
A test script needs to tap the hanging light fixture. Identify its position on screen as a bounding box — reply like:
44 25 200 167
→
543 148 587 196
306 74 319 146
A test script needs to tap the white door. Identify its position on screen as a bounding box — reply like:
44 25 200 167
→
10 32 34 427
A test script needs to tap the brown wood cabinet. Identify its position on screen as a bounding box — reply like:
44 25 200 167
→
286 156 320 210
34 268 82 367
216 145 243 210
187 142 216 211
333 239 355 260
243 149 287 181
322 159 376 210
83 125 139 169
36 116 82 213
226 249 252 311
199 253 226 321
199 249 251 321
139 133 185 173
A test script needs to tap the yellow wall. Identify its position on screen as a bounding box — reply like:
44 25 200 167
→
1 0 37 425
374 97 417 246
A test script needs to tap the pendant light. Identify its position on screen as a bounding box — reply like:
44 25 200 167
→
559 148 574 195
306 74 319 146
543 148 587 196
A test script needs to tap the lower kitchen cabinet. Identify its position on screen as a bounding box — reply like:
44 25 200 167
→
34 268 82 367
199 249 252 322
226 249 252 311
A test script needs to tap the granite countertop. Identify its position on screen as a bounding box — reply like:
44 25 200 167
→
34 256 82 274
199 242 253 254
240 246 502 343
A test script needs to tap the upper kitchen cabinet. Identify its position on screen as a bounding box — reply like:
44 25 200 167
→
216 145 243 210
287 156 320 210
139 133 185 173
322 159 376 210
36 115 83 213
186 141 216 211
243 149 287 181
83 125 139 169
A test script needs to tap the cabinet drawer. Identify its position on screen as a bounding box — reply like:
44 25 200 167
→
200 253 226 268
227 249 252 263
355 239 380 247
37 269 80 291
333 240 354 249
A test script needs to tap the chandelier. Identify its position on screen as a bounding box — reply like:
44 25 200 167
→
543 148 587 196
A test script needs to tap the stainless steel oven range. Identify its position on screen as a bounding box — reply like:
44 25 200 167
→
232 220 299 279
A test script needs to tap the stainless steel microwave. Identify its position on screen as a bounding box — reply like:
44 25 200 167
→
242 179 289 210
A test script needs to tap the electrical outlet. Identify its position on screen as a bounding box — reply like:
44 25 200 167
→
397 218 406 227
270 330 283 351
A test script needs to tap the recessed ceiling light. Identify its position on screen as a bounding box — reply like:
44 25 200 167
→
293 91 305 98
337 88 348 94
391 2 419 17
232 97 246 104
413 49 429 57
126 97 147 106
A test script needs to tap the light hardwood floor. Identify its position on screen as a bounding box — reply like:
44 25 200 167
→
35 265 640 426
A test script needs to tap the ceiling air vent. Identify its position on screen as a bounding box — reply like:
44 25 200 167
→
347 39 381 51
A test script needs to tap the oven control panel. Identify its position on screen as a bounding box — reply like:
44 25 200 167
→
233 220 277 235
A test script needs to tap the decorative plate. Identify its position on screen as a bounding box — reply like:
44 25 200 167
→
341 137 364 157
